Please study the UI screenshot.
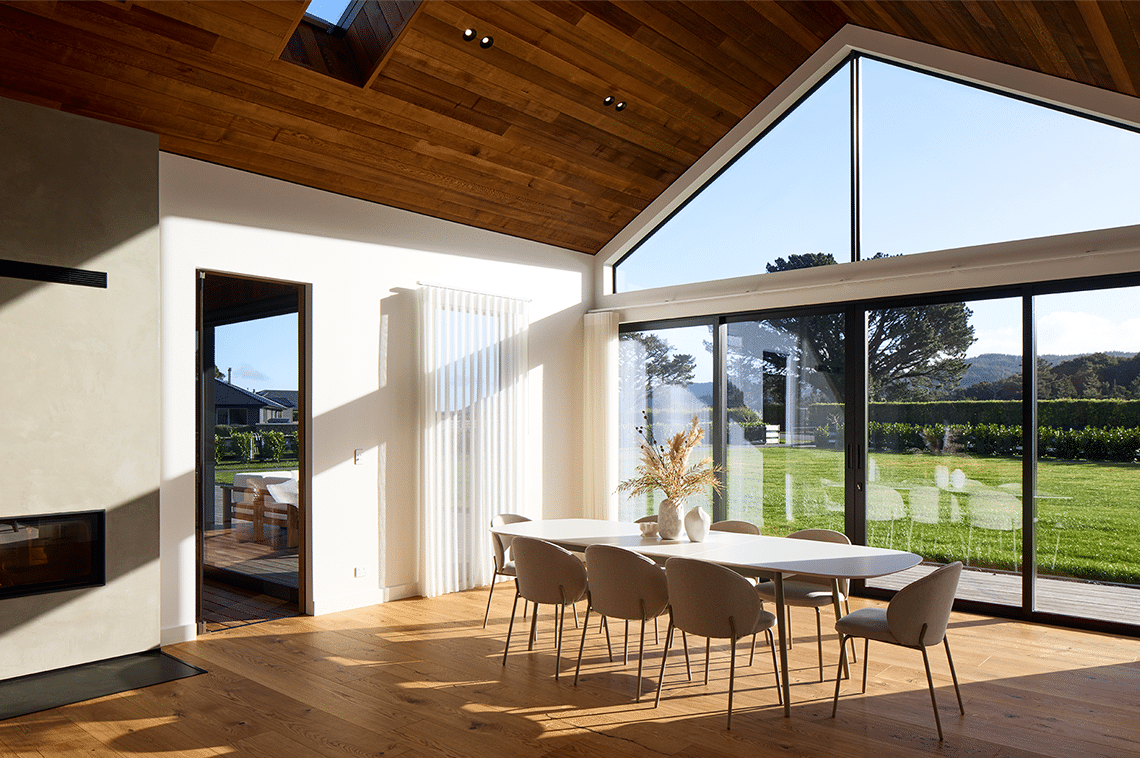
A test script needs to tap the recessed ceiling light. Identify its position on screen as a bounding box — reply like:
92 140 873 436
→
479 35 494 49
462 28 476 41
615 101 627 112
603 96 615 106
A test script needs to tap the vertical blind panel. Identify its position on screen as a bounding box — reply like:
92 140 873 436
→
419 285 529 598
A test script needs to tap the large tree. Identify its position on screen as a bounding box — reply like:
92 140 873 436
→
619 332 696 402
762 253 976 401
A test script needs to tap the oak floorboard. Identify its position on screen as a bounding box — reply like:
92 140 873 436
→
6 589 1139 757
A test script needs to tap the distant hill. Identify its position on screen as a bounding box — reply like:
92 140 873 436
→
962 351 1133 387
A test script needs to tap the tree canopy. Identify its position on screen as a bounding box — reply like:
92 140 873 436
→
619 332 696 400
763 253 976 401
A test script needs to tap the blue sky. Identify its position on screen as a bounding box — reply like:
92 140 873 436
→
618 56 1140 370
215 313 298 392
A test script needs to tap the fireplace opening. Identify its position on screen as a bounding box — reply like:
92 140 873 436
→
0 511 105 600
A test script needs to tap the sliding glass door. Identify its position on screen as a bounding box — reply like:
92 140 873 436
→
724 312 845 536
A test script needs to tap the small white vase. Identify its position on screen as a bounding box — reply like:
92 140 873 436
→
656 498 685 540
684 505 711 543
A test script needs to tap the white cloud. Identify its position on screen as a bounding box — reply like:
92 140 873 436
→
236 363 269 382
1037 311 1140 356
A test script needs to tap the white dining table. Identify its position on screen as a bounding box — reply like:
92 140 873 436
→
490 518 922 716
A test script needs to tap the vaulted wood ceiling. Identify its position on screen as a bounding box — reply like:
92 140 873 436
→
2 1 1138 255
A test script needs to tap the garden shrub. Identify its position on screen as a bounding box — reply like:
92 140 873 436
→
261 430 287 462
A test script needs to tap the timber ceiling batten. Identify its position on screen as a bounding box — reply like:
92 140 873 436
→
1 2 1139 254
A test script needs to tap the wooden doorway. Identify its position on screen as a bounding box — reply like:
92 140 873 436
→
196 271 308 631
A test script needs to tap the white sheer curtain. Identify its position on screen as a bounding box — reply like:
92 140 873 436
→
582 311 620 520
418 284 529 598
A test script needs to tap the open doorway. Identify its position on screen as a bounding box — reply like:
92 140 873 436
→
196 271 307 631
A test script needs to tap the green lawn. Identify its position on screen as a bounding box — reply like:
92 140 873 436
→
212 460 298 486
627 445 1140 585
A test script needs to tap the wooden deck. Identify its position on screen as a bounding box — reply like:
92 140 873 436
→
871 565 1140 627
4 585 1138 757
201 579 297 632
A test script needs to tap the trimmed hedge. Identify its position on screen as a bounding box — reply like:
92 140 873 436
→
856 421 1140 462
809 400 1140 429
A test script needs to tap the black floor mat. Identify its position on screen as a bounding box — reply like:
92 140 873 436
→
0 650 205 721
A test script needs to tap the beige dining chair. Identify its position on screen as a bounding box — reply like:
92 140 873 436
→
484 513 531 628
502 537 589 680
832 561 964 742
656 557 782 729
756 528 855 681
574 544 679 701
709 519 760 535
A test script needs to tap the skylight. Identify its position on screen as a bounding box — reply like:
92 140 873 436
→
305 0 356 28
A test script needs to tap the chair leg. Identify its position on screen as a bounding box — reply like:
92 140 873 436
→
604 614 613 661
636 615 647 702
727 633 737 730
862 638 869 693
654 622 675 708
767 628 782 706
831 633 850 717
921 644 944 742
749 633 756 667
573 602 579 628
945 637 964 715
483 572 499 628
574 604 592 686
503 592 521 666
815 607 823 682
528 604 539 651
704 638 711 686
682 631 691 681
623 619 629 664
555 593 567 681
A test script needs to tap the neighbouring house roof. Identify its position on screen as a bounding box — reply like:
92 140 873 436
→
215 379 288 410
257 390 299 409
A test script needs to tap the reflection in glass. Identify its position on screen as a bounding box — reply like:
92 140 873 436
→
1033 286 1140 625
618 326 713 521
864 297 1024 606
725 313 845 536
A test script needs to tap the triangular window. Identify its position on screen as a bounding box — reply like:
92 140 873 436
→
614 56 1140 293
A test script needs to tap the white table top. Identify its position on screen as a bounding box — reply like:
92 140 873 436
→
491 518 920 580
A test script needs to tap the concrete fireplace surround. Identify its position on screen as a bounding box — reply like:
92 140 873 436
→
0 95 162 681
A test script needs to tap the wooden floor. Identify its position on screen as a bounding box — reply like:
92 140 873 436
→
3 585 1138 757
201 579 298 632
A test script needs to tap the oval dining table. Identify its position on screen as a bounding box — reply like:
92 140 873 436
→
490 518 922 717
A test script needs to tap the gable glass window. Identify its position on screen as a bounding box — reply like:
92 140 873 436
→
614 63 852 293
614 55 1140 292
613 54 1140 635
860 59 1140 257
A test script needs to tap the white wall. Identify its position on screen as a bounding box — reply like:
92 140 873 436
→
159 154 593 642
0 97 161 679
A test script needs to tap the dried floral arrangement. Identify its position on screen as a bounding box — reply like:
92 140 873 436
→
617 413 723 502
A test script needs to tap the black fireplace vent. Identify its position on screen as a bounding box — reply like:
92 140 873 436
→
0 510 106 600
0 259 107 288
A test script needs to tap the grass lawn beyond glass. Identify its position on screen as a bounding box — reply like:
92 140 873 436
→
631 445 1139 585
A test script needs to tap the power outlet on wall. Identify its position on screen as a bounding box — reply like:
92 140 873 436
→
354 449 364 465
354 567 368 578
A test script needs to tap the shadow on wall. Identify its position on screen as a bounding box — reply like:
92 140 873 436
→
0 489 160 639
0 96 158 310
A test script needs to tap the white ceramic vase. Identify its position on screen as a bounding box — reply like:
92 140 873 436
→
684 505 711 543
656 498 685 540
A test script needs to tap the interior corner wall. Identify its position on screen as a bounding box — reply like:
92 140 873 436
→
159 154 593 637
0 97 161 679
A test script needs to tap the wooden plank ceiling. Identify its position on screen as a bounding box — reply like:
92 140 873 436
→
1 1 1139 255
